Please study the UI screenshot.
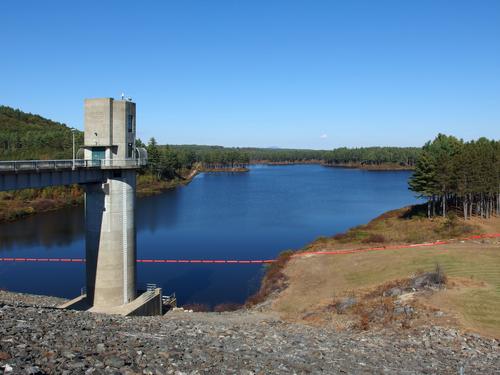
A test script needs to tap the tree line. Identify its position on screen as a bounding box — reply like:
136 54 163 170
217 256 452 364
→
409 134 500 219
143 139 251 178
170 145 421 166
0 105 83 160
143 140 421 178
323 147 420 167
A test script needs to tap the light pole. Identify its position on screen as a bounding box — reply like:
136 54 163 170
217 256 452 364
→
70 128 76 170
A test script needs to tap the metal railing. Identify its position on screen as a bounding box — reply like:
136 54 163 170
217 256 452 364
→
99 159 148 168
0 158 147 172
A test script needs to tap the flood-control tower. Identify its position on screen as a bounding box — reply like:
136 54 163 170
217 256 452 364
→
83 98 140 308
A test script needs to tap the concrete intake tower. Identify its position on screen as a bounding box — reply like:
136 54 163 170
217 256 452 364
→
65 98 160 315
83 98 139 308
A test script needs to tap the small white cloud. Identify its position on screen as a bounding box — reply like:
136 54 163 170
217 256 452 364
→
320 134 328 139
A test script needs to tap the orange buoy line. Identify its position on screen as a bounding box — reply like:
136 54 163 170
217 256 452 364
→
0 257 275 264
0 234 498 264
292 233 500 257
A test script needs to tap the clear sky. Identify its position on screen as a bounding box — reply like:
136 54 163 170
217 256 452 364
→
1 0 499 149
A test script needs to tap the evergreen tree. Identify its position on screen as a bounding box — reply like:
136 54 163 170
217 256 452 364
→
409 134 499 219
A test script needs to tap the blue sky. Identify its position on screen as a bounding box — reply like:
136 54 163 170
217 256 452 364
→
1 0 499 149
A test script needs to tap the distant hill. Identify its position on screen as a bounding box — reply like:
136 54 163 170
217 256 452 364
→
0 105 83 160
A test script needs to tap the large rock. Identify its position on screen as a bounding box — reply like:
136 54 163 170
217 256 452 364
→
335 297 357 313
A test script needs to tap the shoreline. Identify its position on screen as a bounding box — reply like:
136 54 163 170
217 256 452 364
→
252 160 414 171
322 163 414 171
136 168 200 197
200 166 249 173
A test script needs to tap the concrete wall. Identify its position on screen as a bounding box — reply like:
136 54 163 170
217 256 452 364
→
112 100 136 160
85 170 137 307
84 98 113 148
126 289 163 317
0 169 112 192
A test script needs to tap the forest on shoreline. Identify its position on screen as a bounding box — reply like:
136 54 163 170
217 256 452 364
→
145 141 420 178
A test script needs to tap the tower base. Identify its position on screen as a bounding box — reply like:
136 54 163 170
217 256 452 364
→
58 288 163 316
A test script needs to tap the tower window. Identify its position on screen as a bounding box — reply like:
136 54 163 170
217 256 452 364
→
127 115 134 133
127 143 133 158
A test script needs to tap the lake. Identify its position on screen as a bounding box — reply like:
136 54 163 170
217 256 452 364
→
0 165 418 307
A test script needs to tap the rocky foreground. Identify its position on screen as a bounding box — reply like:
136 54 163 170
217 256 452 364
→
0 292 498 374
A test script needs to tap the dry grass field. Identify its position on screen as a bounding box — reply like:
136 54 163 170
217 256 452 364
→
269 212 500 338
305 205 482 249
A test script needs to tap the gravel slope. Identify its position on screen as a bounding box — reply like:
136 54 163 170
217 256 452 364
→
0 291 499 374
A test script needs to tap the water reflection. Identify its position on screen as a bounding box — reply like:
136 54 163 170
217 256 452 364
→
0 207 84 250
137 187 181 233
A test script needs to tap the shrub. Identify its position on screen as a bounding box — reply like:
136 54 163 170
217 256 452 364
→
411 263 447 289
32 199 56 211
361 234 386 244
432 263 447 285
332 232 347 241
357 312 370 331
213 303 242 312
313 236 330 244
437 213 475 237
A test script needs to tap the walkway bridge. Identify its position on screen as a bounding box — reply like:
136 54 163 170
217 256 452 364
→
0 158 146 191
0 98 163 316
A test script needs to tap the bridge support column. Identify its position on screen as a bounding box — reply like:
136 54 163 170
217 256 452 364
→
85 170 137 308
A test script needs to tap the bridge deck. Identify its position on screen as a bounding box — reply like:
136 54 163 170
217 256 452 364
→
0 159 146 191
0 159 145 173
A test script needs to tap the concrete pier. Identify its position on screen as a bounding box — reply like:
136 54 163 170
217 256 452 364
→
85 170 137 307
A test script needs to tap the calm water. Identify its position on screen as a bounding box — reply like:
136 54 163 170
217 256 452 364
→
0 165 417 307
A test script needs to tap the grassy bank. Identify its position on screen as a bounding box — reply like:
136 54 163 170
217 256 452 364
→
249 205 500 337
306 205 480 248
247 205 481 307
